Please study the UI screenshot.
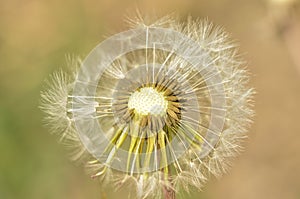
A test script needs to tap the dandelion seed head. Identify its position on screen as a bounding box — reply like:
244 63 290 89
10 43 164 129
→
40 14 255 199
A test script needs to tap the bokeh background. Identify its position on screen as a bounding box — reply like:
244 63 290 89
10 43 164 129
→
1 0 300 198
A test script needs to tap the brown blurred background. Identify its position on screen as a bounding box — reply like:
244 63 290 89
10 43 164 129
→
1 0 300 199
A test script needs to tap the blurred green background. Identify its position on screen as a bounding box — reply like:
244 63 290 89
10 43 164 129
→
1 0 300 198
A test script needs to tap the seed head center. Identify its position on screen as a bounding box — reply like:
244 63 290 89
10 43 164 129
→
128 87 168 116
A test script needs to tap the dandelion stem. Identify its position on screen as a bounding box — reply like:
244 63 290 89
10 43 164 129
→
163 181 176 199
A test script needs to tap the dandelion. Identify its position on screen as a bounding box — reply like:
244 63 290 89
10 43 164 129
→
40 14 254 199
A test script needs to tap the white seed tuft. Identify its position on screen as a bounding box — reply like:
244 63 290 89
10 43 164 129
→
40 14 255 199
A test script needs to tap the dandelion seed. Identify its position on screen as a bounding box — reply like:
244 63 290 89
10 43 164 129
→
40 14 254 199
